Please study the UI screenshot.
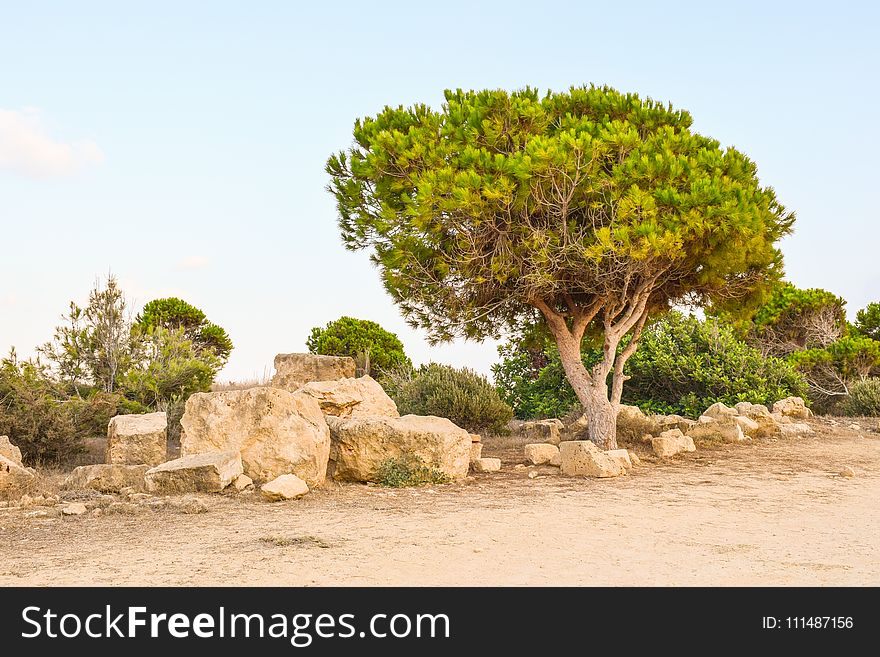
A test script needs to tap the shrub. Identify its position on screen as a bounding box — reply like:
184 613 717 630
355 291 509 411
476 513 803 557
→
307 316 411 377
838 378 880 417
625 313 808 417
373 455 450 487
0 355 83 464
494 313 808 419
854 303 880 343
748 283 847 357
390 363 513 433
787 336 880 410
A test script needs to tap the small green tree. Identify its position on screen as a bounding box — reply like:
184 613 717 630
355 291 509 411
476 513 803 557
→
787 336 880 408
40 275 135 394
307 316 411 377
748 283 847 357
135 297 233 365
854 302 880 342
327 86 793 448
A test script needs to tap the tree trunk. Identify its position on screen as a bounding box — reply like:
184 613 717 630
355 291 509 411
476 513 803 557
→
553 329 618 450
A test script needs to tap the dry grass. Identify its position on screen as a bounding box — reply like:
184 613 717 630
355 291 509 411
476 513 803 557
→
211 367 273 392
259 534 333 548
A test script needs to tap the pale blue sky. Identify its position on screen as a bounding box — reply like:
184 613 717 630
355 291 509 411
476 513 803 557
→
1 1 878 381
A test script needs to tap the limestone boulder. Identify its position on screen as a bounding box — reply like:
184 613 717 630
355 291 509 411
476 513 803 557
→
325 414 471 482
472 457 501 473
180 387 330 487
779 422 814 436
270 353 356 391
734 403 781 438
261 474 309 501
772 396 812 419
703 402 738 420
0 454 34 491
522 419 564 445
651 415 697 434
64 464 149 493
295 376 399 419
145 450 242 494
469 442 483 464
0 435 22 465
687 418 745 444
616 405 660 442
558 441 625 478
106 412 167 466
733 415 761 436
524 443 560 466
233 474 254 491
605 448 633 471
651 429 696 458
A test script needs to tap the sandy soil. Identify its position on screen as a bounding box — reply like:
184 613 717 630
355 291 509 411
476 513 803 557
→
2 419 878 586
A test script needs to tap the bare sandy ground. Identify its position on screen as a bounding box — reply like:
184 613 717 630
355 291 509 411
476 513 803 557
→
2 420 878 586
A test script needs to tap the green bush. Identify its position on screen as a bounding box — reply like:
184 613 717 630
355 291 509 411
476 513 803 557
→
625 314 808 417
373 455 450 487
307 316 411 377
838 378 880 417
493 340 583 419
787 336 880 410
494 313 808 419
854 303 880 342
0 355 83 464
390 363 513 433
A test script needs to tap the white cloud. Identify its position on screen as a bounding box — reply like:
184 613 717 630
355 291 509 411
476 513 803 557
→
0 108 104 179
177 255 210 271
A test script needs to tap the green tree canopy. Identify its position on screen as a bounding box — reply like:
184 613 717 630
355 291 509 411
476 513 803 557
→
748 282 847 357
854 302 880 342
135 297 233 365
328 86 793 448
306 316 410 377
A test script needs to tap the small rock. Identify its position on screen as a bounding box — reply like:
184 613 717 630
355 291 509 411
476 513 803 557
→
527 470 538 479
605 448 633 471
558 441 624 478
628 451 642 466
703 402 738 419
469 442 483 465
469 433 481 443
549 450 562 467
92 508 103 517
839 466 855 478
779 423 813 436
772 397 811 419
118 486 135 496
848 423 861 431
522 419 565 445
472 458 501 473
652 429 697 458
232 474 254 491
61 502 88 516
524 443 560 466
261 474 310 501
513 464 527 471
